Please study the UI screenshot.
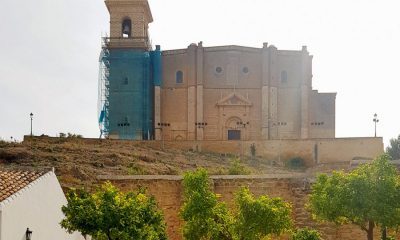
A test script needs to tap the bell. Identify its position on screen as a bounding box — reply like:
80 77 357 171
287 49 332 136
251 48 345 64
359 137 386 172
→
122 24 130 35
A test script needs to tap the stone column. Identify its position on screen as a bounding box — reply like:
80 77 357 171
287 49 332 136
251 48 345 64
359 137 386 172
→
300 46 311 139
153 45 162 140
261 43 270 140
196 42 204 140
268 45 279 139
187 44 197 140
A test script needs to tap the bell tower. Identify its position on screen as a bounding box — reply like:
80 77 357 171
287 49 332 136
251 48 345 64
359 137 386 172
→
98 0 160 140
105 0 153 49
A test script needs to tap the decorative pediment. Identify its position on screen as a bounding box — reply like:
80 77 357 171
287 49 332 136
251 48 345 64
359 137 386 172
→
216 92 252 107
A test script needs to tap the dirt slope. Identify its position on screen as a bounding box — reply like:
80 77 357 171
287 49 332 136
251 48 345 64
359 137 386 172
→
0 137 299 189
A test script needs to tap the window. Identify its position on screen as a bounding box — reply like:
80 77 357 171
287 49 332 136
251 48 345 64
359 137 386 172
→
176 71 183 84
122 18 132 38
242 67 249 74
122 77 129 85
228 130 241 140
281 70 288 84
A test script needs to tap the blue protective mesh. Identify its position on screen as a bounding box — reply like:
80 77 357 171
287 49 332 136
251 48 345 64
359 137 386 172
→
98 46 161 140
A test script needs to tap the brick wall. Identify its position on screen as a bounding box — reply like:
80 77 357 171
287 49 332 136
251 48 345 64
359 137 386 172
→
99 174 392 240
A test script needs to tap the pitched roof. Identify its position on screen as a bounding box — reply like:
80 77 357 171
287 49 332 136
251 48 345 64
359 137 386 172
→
0 170 46 202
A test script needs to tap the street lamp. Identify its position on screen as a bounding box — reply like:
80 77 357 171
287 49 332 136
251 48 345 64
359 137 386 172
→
29 113 33 136
25 228 32 240
373 113 379 137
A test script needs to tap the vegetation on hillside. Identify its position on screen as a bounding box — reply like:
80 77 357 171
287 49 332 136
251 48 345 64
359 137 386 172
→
0 137 297 189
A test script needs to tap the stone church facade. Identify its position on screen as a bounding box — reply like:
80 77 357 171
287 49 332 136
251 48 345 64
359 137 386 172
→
100 0 336 141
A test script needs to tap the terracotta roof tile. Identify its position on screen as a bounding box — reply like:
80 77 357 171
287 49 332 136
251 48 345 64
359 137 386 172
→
0 170 46 202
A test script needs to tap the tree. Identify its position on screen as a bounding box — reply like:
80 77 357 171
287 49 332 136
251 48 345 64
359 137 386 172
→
308 154 400 240
386 135 400 160
180 168 293 240
61 182 167 240
235 187 293 240
180 168 234 240
291 228 321 240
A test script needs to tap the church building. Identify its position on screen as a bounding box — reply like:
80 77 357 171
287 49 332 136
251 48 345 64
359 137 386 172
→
98 0 336 141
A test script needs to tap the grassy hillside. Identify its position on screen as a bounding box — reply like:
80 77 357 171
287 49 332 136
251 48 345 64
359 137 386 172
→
0 137 300 189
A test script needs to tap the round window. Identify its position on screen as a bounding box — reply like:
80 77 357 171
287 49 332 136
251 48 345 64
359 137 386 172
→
215 67 223 74
242 67 249 74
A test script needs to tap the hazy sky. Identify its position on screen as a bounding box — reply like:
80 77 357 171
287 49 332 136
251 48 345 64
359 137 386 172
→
1 0 399 146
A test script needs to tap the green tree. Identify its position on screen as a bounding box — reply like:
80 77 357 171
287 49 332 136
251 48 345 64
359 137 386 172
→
180 168 292 240
180 168 234 240
308 154 400 240
235 187 293 240
61 182 167 240
386 135 400 160
291 228 321 240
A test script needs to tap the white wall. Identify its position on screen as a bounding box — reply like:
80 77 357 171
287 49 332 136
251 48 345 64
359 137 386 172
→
0 172 83 240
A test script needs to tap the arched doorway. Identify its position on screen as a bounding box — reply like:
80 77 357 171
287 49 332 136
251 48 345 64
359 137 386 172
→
225 117 242 140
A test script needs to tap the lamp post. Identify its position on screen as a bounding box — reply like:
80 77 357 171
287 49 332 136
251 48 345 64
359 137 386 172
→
373 113 379 137
29 113 33 136
25 228 32 240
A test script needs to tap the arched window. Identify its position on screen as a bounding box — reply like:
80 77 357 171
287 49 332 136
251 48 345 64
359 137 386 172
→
176 71 183 84
281 70 288 84
122 18 132 38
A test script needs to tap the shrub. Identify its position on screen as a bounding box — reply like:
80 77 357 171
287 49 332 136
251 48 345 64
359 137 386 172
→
291 228 321 240
67 133 83 138
127 162 146 175
0 149 30 162
228 158 250 175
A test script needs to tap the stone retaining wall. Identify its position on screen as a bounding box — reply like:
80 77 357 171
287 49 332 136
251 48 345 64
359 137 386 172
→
98 174 392 240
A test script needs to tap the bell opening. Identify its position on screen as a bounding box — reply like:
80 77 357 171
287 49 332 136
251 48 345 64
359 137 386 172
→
122 19 132 38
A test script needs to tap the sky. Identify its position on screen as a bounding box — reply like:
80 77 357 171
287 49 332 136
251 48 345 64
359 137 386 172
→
0 0 399 146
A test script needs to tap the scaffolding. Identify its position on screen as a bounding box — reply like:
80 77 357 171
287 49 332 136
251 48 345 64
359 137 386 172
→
98 37 161 140
98 37 110 138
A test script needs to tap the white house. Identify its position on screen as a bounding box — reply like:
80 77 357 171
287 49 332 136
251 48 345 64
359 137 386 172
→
0 169 83 240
